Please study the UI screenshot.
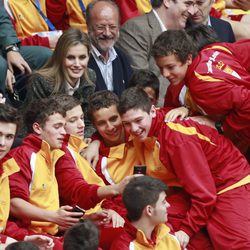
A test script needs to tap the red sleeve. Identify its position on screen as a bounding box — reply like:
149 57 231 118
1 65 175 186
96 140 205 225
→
102 196 127 219
55 150 102 210
9 150 32 201
164 82 184 108
20 35 50 47
46 0 69 30
165 140 217 237
4 221 37 241
114 0 140 25
227 40 250 72
190 76 250 134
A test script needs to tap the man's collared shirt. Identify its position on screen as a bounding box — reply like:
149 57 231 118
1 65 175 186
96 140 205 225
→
91 45 117 91
152 9 167 32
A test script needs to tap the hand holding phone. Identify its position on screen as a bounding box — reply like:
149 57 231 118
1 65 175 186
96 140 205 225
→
133 165 147 175
71 205 86 218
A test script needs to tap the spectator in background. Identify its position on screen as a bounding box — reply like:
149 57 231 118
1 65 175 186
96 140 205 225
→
3 0 61 48
86 0 132 97
46 0 92 33
116 0 198 106
63 221 99 250
128 69 160 106
0 1 51 95
25 28 96 138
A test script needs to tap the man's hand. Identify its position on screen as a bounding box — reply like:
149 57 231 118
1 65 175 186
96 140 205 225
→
24 235 54 250
0 93 6 104
52 205 84 230
80 140 100 170
7 51 32 75
5 69 15 93
175 230 190 248
106 209 125 228
232 0 250 10
164 106 189 123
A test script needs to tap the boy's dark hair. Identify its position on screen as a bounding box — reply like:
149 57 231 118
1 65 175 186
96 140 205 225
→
123 176 167 222
24 97 66 133
0 104 20 132
6 242 39 250
54 94 82 113
118 87 152 115
88 90 119 122
151 0 176 8
128 70 159 100
63 220 99 250
186 24 220 52
151 29 196 63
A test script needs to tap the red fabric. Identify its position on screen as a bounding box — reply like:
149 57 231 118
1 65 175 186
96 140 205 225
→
55 145 101 210
114 0 140 25
148 110 250 238
185 41 250 145
207 184 250 249
46 0 70 31
228 14 243 21
164 81 185 108
9 134 45 201
0 234 7 243
4 221 64 249
20 35 50 47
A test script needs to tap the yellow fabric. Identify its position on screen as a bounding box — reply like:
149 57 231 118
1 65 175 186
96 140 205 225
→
28 140 63 235
67 135 104 214
66 0 92 33
132 224 181 249
204 45 233 54
218 175 250 195
135 0 152 14
8 0 48 38
166 122 216 146
101 139 140 184
213 0 226 11
134 137 182 188
194 71 224 82
0 159 19 233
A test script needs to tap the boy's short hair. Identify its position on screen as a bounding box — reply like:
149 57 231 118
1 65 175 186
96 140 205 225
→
128 70 160 100
54 94 82 113
186 24 220 52
118 87 152 115
0 104 20 131
88 90 119 122
123 176 167 222
6 242 39 250
151 29 195 64
24 97 66 133
63 220 99 250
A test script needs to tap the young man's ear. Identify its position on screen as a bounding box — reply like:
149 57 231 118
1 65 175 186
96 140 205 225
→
187 53 193 65
150 105 157 118
32 122 42 135
145 205 153 217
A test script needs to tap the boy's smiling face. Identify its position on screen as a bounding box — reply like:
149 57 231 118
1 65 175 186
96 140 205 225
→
121 107 156 141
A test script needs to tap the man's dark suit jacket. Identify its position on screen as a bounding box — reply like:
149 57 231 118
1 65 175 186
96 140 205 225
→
210 16 235 43
88 47 132 97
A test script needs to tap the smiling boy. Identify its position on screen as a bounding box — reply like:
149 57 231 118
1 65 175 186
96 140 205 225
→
118 87 250 249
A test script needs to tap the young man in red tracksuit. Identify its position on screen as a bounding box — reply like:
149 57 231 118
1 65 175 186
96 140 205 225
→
0 102 62 249
111 176 182 250
152 25 250 148
119 87 250 249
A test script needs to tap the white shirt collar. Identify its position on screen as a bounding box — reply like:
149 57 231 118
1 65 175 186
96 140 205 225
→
152 9 167 32
65 78 81 96
91 45 117 64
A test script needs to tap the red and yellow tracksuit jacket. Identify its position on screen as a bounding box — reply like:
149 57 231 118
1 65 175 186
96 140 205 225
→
111 222 181 250
148 109 250 238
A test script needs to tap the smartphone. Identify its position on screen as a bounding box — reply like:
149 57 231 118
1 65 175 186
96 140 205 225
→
133 165 147 175
72 205 86 218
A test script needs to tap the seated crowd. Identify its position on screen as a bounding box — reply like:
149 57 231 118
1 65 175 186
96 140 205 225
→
0 0 250 250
